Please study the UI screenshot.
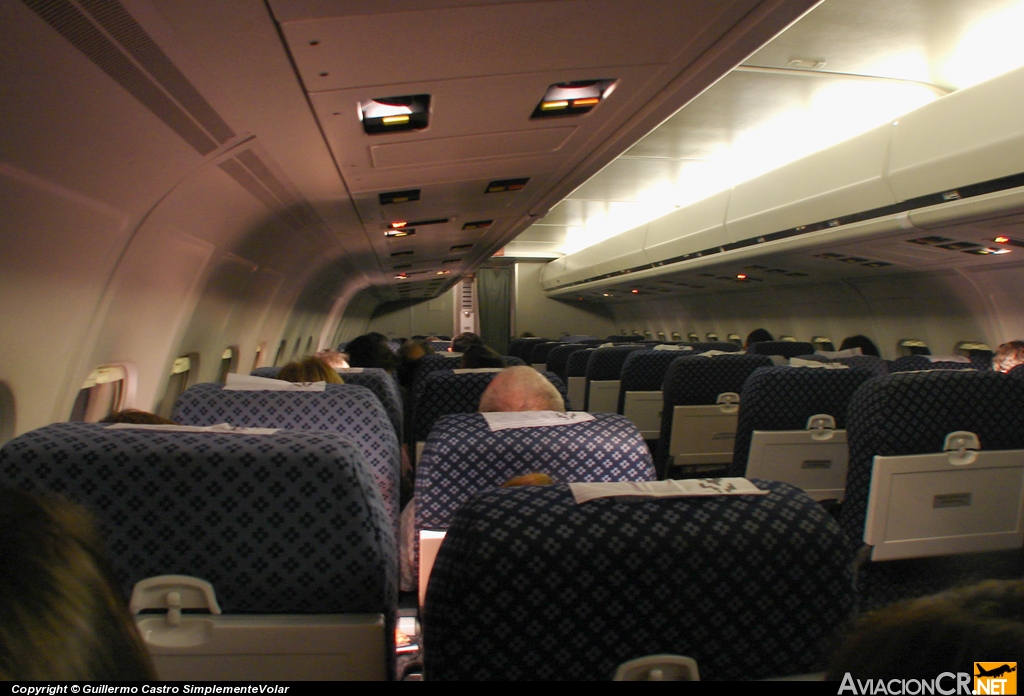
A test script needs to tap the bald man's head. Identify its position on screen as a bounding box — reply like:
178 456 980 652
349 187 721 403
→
479 366 565 413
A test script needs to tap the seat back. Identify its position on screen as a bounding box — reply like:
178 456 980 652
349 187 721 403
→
502 355 526 366
565 348 595 411
747 341 815 358
618 350 689 436
0 423 396 680
250 366 402 441
528 341 560 369
423 480 855 680
507 337 548 360
890 355 975 373
545 343 585 381
730 366 877 500
839 371 1024 549
172 383 400 533
584 345 644 412
654 354 773 478
429 340 451 352
835 355 889 375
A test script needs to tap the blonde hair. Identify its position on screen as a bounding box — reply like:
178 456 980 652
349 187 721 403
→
993 341 1024 373
278 356 344 384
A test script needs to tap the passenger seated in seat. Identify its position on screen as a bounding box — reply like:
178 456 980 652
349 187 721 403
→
827 580 1024 680
343 333 396 372
745 328 773 349
101 410 177 425
314 349 350 369
479 366 565 412
0 489 155 680
277 355 344 384
993 341 1024 373
839 335 881 357
398 368 564 592
397 339 434 389
460 344 506 369
449 332 483 353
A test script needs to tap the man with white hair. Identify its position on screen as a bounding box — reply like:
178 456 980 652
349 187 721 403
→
399 366 564 592
479 365 565 412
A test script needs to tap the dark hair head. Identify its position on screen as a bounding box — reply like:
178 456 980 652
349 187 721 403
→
344 334 396 371
460 344 506 369
827 580 1024 680
839 335 881 357
396 339 434 388
278 356 343 384
101 410 176 425
451 332 484 353
0 489 155 680
745 328 773 348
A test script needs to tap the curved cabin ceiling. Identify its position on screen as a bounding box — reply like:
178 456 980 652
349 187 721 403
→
517 0 1024 258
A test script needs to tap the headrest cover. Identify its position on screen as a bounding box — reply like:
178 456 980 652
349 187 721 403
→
568 478 768 504
224 373 325 391
481 411 595 431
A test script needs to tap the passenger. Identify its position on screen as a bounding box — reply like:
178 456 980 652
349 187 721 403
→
839 334 881 357
314 349 350 369
479 366 565 413
345 333 396 372
398 369 563 592
277 356 343 384
101 410 176 425
993 340 1024 373
449 331 483 353
460 344 506 369
745 328 773 348
520 331 536 338
0 489 156 680
827 580 1024 680
397 339 435 390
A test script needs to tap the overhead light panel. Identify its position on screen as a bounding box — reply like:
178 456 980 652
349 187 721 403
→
359 94 430 135
379 189 420 205
485 179 529 194
450 244 473 252
385 228 415 238
531 79 616 119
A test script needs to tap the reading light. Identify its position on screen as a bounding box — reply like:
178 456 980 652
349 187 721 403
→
384 228 414 238
532 79 616 119
631 289 639 294
994 236 1010 243
360 95 430 135
391 221 407 229
436 270 451 275
736 274 747 279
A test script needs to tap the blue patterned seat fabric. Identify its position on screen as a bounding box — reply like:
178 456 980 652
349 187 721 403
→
429 341 451 352
835 355 889 375
528 341 561 365
889 355 975 373
507 337 549 361
688 341 741 353
0 423 396 616
172 382 400 533
584 345 644 409
839 370 1024 609
545 343 585 381
616 350 685 414
250 366 403 442
423 480 855 680
747 341 815 358
728 366 877 477
1007 364 1024 378
501 355 526 366
565 348 596 378
654 353 774 478
416 412 655 532
411 371 572 443
561 335 598 343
